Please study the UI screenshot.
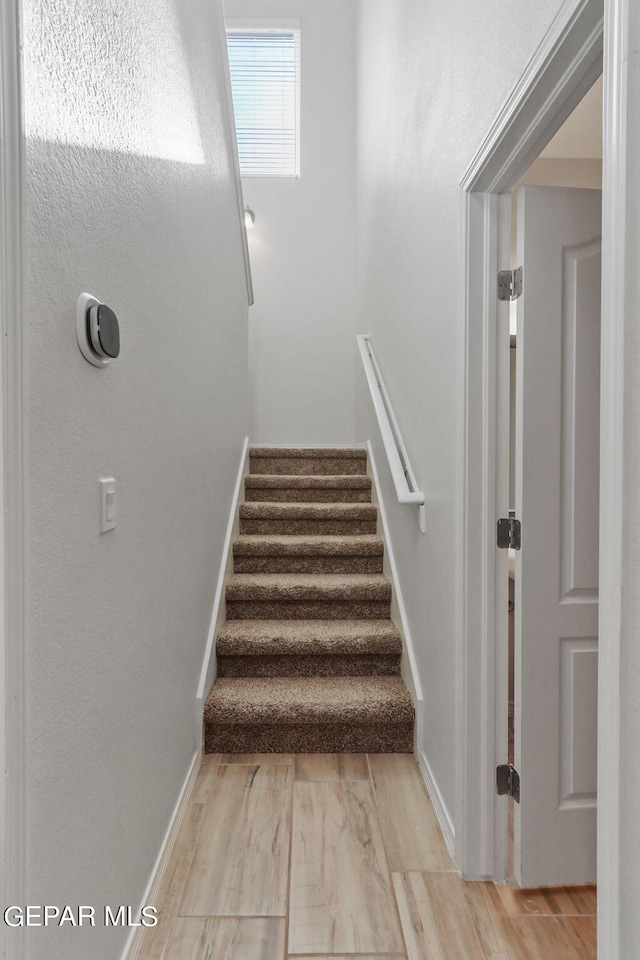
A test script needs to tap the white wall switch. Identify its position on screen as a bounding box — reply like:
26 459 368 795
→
100 477 116 532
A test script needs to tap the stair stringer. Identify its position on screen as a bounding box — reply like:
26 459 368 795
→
196 437 250 719
366 440 423 754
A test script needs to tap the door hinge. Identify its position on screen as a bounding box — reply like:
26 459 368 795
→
497 516 521 550
498 266 523 301
496 763 520 803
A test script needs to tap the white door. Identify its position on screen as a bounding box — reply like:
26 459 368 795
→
514 185 601 887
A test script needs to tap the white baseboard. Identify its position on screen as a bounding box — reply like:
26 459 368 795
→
122 749 201 960
196 436 249 706
417 747 456 861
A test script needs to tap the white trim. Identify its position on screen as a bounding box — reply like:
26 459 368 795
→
367 441 423 727
458 0 604 884
458 188 507 881
196 436 249 704
0 3 25 958
418 747 456 860
597 0 634 954
123 750 201 960
218 1 254 305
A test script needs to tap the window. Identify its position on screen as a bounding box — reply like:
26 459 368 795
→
226 25 301 178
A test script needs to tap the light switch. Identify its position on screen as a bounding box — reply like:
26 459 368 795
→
100 477 116 532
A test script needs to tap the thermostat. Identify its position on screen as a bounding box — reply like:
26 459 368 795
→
76 293 121 367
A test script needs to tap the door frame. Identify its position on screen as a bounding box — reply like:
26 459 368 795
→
1 1 26 956
457 0 627 951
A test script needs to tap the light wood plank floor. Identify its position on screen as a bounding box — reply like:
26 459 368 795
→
136 753 596 960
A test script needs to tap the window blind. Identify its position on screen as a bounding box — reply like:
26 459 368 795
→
227 29 300 178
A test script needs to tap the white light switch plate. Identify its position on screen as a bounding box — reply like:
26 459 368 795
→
100 477 116 532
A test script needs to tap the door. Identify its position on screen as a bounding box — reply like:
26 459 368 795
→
514 185 601 887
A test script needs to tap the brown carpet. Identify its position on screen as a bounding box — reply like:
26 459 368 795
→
204 447 415 753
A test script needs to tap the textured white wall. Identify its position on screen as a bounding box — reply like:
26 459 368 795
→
355 0 566 823
225 0 358 446
21 2 249 958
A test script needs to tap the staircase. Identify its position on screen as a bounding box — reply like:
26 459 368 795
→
204 447 414 753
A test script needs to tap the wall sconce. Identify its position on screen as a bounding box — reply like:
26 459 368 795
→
244 205 255 230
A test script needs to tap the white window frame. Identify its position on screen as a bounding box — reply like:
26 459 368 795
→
226 18 301 179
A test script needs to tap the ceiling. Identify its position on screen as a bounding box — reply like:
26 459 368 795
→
541 75 603 159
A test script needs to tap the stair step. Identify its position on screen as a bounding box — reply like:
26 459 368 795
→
206 676 412 724
239 502 377 535
249 447 367 476
206 443 414 754
204 676 414 753
217 619 403 656
245 474 372 503
216 618 402 677
225 573 392 620
216 654 400 678
233 535 384 573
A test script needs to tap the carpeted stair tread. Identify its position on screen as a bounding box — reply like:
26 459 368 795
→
249 448 367 476
216 618 402 656
245 474 372 489
216 654 400 678
245 474 372 503
239 503 377 535
239 502 377 520
233 534 385 573
233 534 384 557
250 447 367 460
226 572 392 603
204 676 413 726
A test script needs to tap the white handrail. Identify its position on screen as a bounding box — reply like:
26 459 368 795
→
356 335 426 532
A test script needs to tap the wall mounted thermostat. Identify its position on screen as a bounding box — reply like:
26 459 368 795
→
76 292 121 367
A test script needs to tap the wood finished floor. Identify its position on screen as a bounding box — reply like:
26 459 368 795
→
136 753 596 960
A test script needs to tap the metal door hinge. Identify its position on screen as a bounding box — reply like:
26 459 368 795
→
498 266 523 301
497 763 520 802
497 516 521 550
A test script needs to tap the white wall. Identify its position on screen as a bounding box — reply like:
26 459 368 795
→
355 0 567 826
20 2 248 958
225 0 358 446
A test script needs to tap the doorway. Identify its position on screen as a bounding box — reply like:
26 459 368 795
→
456 0 604 890
458 0 640 955
506 76 602 886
